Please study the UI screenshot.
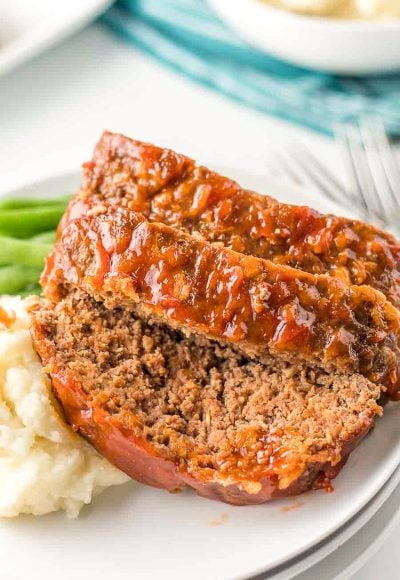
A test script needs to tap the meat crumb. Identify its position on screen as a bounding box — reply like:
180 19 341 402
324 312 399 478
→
208 513 229 527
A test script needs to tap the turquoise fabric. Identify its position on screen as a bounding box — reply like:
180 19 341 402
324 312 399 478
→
103 0 400 137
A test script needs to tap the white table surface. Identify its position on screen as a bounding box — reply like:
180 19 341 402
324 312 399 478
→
0 21 398 580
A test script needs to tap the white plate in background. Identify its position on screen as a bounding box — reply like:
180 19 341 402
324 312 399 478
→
0 0 112 78
1 169 400 580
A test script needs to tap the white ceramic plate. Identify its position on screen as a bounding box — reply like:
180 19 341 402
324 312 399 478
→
268 459 400 579
0 0 112 78
294 463 400 580
207 0 400 74
0 170 400 580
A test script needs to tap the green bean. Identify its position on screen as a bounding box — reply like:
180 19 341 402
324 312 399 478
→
31 231 56 244
0 236 52 267
0 204 66 238
19 285 41 297
0 195 71 210
0 265 42 294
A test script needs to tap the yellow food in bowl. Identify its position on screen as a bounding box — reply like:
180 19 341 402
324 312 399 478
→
0 296 129 518
263 0 400 19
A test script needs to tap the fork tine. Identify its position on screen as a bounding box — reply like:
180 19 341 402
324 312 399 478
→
272 152 305 185
281 145 347 207
335 124 370 215
365 119 400 211
265 155 285 181
288 141 346 198
343 123 385 221
358 119 395 223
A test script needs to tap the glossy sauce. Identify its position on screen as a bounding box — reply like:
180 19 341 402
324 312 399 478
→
64 133 400 310
191 427 322 492
43 205 400 394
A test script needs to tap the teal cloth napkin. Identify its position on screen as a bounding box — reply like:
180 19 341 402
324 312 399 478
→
103 0 400 137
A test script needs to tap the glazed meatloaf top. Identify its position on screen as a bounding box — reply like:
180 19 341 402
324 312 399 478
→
31 288 382 505
42 204 400 398
60 131 400 307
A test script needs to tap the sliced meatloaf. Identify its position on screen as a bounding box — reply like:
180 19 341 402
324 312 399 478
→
60 131 400 307
42 204 400 398
31 288 382 505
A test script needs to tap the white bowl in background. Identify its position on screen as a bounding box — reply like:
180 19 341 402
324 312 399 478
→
207 0 400 75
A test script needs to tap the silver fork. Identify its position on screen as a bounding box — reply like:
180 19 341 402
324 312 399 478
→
336 119 400 227
271 122 400 230
270 141 351 210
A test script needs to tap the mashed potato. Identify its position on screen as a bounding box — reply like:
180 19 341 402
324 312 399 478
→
272 0 345 16
0 296 129 518
264 0 400 18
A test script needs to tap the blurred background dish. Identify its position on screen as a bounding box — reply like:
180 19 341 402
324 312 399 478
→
207 0 400 74
106 0 400 138
259 0 400 19
0 0 112 78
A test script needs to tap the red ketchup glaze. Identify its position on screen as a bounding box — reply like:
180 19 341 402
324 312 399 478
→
62 132 400 309
42 205 400 397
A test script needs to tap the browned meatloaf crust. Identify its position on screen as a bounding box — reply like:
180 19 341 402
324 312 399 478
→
43 204 400 398
31 289 382 505
60 131 400 307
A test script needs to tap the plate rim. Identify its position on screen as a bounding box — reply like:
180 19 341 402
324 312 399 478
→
250 462 400 579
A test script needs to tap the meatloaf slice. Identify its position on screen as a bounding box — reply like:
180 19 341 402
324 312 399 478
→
43 204 400 398
31 289 382 505
60 131 400 307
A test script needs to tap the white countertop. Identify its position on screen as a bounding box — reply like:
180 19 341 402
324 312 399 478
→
0 21 398 580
